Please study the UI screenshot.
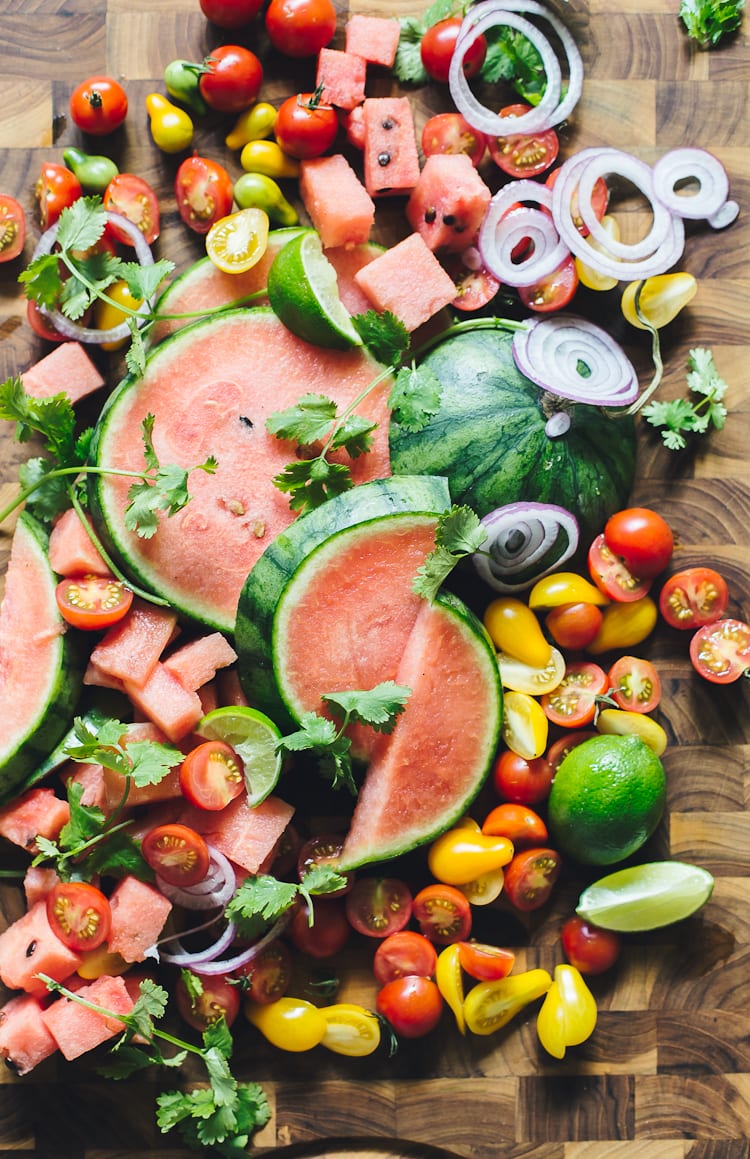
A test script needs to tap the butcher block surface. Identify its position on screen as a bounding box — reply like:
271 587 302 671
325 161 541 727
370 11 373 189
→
1 0 750 1155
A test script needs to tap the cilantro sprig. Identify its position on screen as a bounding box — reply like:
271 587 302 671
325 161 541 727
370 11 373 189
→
643 347 729 450
413 505 489 601
225 863 347 941
679 0 744 47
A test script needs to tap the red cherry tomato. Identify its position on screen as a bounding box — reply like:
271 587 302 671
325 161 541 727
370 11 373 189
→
55 574 134 631
0 195 25 262
236 941 293 1004
545 730 597 771
103 173 160 245
545 602 604 651
35 162 82 229
46 881 111 952
588 533 653 603
561 915 622 975
198 45 263 113
69 76 128 135
376 975 444 1038
546 165 609 236
518 253 579 313
344 877 413 938
541 661 608 728
179 740 245 810
373 931 438 985
296 833 352 896
488 104 559 178
603 507 674 580
141 823 210 888
175 971 240 1032
265 0 337 58
420 17 487 84
607 655 662 714
659 566 730 630
421 113 487 167
174 154 234 235
491 750 554 806
482 802 549 848
199 0 264 29
289 897 351 958
457 941 516 981
412 884 472 946
442 253 501 313
274 92 339 160
27 299 70 341
502 847 562 912
690 618 750 684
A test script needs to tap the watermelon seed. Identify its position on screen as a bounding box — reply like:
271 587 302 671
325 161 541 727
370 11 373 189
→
377 152 391 167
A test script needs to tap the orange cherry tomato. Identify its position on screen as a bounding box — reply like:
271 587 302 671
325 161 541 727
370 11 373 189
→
46 881 112 952
179 740 245 810
55 574 134 630
141 823 210 887
503 848 562 912
482 802 549 849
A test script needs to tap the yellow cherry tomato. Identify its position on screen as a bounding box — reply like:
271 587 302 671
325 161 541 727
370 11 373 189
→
245 995 326 1052
496 646 565 696
319 1003 381 1057
536 963 597 1059
76 946 130 979
205 208 269 275
620 271 698 330
586 596 658 655
428 828 514 886
463 968 552 1036
240 138 300 179
145 92 194 154
596 707 668 756
575 213 621 291
94 280 144 351
436 943 466 1034
528 571 609 610
483 597 552 669
457 867 505 906
501 690 549 760
226 101 278 150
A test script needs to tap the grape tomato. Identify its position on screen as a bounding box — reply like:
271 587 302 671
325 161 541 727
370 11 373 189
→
482 802 549 848
603 507 674 580
420 16 487 84
290 897 350 958
561 915 622 975
376 975 443 1038
491 750 554 806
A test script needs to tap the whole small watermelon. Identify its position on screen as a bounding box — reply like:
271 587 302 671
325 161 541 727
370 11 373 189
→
389 325 637 549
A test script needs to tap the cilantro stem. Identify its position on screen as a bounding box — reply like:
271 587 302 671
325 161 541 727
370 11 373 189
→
0 464 156 526
411 314 529 360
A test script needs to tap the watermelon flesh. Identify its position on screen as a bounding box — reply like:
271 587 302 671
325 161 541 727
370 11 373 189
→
0 787 69 852
299 155 375 249
106 876 173 963
0 900 84 995
0 993 58 1075
41 974 134 1061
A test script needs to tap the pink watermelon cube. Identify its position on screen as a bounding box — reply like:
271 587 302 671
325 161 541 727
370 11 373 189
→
123 661 204 742
299 154 375 250
353 232 457 332
41 974 134 1061
0 787 69 852
60 760 108 809
362 98 420 198
163 632 238 693
107 876 173 963
23 865 61 908
316 47 366 110
0 993 58 1075
177 793 295 874
89 598 179 689
406 153 492 252
345 14 400 67
47 508 112 577
20 340 105 404
0 900 84 995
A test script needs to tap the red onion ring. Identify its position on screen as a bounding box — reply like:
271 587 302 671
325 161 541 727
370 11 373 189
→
513 314 639 406
30 210 155 345
652 147 739 228
158 919 239 968
449 0 583 136
190 908 294 977
474 501 579 592
478 180 569 286
156 845 237 911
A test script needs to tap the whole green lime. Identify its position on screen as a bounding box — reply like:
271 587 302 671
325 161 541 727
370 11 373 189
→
547 733 666 865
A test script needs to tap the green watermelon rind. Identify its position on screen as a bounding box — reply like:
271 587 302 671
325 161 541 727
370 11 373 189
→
336 589 503 870
235 474 451 727
0 512 84 805
389 325 637 552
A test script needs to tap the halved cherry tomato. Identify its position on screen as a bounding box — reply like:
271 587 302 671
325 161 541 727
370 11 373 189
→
659 567 730 630
69 76 128 135
320 1003 381 1056
0 195 25 262
55 574 134 631
420 16 487 83
103 173 160 245
603 507 674 580
274 91 339 160
174 154 234 235
376 975 443 1038
482 802 549 848
503 847 562 912
198 45 263 113
690 619 750 684
596 707 667 756
457 941 516 982
491 750 554 806
141 823 210 887
421 113 487 167
496 647 566 696
176 971 240 1031
236 941 293 1005
412 883 472 945
488 104 559 178
545 730 597 771
178 740 244 810
545 166 609 236
607 655 661 713
545 603 604 651
35 162 82 229
344 877 412 938
206 207 269 274
27 299 70 341
456 868 505 906
518 253 578 313
265 0 337 58
588 533 652 603
373 930 438 985
290 897 350 958
46 881 111 952
501 690 549 760
442 253 501 312
561 916 622 975
541 661 608 728
297 833 352 896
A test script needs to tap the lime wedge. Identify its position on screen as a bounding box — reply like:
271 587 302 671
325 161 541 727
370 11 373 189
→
267 229 363 350
576 860 715 932
196 705 282 807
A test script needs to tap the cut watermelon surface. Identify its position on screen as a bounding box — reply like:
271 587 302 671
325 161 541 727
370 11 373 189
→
89 309 393 632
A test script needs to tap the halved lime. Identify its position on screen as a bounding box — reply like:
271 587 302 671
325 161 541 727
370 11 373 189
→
267 229 363 350
576 860 715 932
196 705 282 807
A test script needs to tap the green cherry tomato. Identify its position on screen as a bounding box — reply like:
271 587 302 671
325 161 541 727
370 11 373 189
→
245 995 326 1051
233 172 299 226
62 147 119 194
164 59 209 116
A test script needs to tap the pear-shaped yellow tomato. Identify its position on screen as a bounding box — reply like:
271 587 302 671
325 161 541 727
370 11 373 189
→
464 969 552 1036
536 963 597 1059
483 598 552 669
621 272 698 330
145 92 194 153
428 828 514 886
436 943 466 1034
245 995 326 1052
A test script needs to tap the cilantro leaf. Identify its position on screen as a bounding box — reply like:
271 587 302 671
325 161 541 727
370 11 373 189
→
322 681 411 734
353 310 410 367
17 457 71 524
389 363 442 432
56 197 109 253
330 413 376 458
481 27 546 101
642 347 730 451
124 258 175 304
226 874 299 931
272 457 354 513
266 393 338 445
393 17 431 84
679 0 744 46
0 378 78 462
277 710 356 793
414 505 488 600
19 253 63 309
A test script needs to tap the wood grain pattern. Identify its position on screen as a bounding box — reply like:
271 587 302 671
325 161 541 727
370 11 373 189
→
0 0 749 1155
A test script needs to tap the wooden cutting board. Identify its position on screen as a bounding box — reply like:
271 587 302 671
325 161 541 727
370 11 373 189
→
1 0 749 1155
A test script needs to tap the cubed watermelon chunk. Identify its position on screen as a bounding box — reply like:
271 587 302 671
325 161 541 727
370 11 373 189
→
406 153 492 252
41 974 134 1061
163 632 238 693
345 14 400 67
23 865 61 908
299 155 375 250
47 508 112 577
123 661 204 742
60 760 108 809
0 787 69 852
176 793 294 874
89 599 179 689
0 993 58 1075
362 98 420 198
316 47 366 110
353 233 457 332
0 900 84 995
20 341 105 404
107 875 173 963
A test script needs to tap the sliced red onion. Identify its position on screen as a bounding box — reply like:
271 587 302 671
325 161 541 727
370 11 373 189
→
513 314 639 406
158 919 238 968
545 411 572 438
450 0 583 136
473 501 579 593
190 908 293 977
155 845 237 911
31 211 154 345
652 147 737 228
478 180 569 287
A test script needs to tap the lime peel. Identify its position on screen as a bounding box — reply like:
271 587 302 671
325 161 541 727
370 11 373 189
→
576 860 715 932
